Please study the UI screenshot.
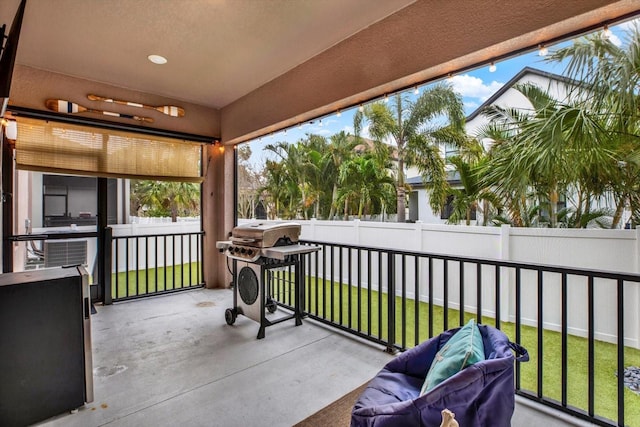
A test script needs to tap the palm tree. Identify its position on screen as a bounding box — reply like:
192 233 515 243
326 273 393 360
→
445 152 501 226
327 131 358 219
547 25 640 225
474 122 532 227
302 135 333 219
132 180 200 222
337 151 395 219
265 140 308 218
236 145 266 219
260 159 290 219
265 135 338 219
480 82 620 228
354 84 465 222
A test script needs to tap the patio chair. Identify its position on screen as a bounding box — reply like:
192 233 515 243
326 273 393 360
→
351 321 529 427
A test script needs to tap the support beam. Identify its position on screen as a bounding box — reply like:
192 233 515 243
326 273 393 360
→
1 134 13 272
220 0 639 145
202 143 234 289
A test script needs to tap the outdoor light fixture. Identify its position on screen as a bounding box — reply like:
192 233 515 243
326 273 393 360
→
358 104 364 112
538 44 548 56
2 119 17 140
413 86 419 95
214 140 224 153
384 94 389 103
147 54 167 65
336 110 341 117
601 25 612 40
489 62 497 72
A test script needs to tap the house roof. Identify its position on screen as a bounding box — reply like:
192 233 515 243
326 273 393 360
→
407 171 460 188
409 66 574 188
465 66 577 122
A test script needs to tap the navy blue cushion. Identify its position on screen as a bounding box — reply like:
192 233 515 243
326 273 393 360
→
351 324 525 427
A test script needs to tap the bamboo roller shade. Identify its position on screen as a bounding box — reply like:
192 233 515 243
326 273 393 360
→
15 117 204 182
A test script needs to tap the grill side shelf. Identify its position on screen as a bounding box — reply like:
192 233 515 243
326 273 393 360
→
261 244 320 260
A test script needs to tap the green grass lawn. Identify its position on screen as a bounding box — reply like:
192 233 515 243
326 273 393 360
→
112 262 202 298
269 272 640 425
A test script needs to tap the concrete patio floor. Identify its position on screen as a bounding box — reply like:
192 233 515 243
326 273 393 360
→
36 288 596 427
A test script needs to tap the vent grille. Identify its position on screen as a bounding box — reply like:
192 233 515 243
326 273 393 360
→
44 240 87 268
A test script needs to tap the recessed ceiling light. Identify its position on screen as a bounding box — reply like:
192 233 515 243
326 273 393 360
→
147 54 167 65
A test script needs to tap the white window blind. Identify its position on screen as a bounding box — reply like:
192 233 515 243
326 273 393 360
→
15 117 205 182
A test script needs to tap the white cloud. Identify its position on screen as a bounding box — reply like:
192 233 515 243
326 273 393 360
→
342 125 355 135
608 32 622 47
617 18 639 32
322 118 339 127
464 101 479 110
451 74 504 102
358 124 371 140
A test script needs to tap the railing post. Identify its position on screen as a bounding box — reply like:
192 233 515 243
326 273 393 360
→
309 218 316 241
635 227 640 351
414 220 422 252
103 227 113 305
499 224 511 322
386 251 396 353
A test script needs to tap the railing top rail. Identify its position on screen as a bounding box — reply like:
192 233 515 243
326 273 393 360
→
7 232 98 241
112 231 204 240
301 239 640 282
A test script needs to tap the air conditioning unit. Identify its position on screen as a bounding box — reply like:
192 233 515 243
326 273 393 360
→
44 240 87 268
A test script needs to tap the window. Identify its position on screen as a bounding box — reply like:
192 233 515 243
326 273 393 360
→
42 175 117 227
441 195 476 221
441 195 455 219
444 143 459 159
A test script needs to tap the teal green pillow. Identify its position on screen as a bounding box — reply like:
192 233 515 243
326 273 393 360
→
420 319 485 395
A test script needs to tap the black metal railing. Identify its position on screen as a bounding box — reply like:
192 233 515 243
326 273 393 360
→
267 239 640 427
111 231 204 301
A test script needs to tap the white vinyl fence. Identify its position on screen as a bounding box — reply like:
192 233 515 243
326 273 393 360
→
240 219 640 349
110 223 202 273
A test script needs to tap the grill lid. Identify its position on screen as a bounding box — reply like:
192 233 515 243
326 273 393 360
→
231 222 300 248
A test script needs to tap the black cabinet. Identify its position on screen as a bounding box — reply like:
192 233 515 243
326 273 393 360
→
0 266 93 427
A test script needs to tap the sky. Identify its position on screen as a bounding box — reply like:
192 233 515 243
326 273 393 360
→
241 19 636 169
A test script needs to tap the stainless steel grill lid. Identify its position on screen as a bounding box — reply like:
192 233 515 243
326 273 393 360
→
230 222 301 248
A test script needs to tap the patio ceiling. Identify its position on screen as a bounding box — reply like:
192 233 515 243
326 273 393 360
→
1 0 639 142
0 0 416 110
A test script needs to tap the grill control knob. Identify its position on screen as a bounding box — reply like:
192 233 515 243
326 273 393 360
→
240 248 246 254
247 249 254 256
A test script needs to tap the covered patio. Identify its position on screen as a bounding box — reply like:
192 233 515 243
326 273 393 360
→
38 288 590 427
1 1 639 426
2 1 639 291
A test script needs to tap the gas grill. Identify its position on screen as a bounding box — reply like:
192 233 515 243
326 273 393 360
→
216 222 319 339
220 222 302 262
